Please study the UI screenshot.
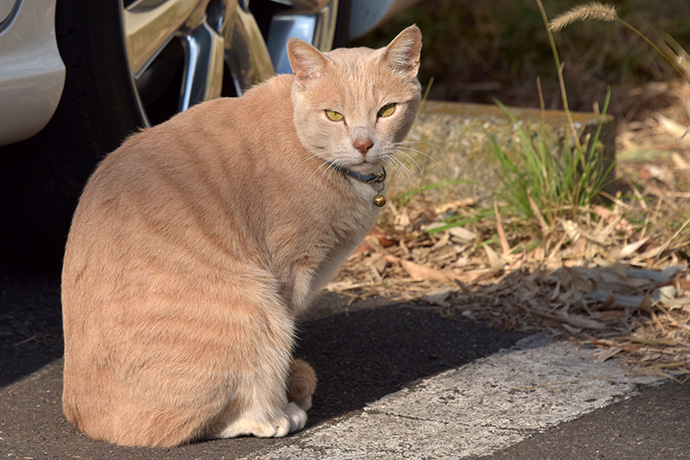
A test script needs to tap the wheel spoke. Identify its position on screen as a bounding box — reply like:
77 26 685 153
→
122 0 200 77
224 6 275 95
179 22 224 111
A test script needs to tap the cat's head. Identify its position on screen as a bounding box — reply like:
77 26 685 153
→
287 25 422 175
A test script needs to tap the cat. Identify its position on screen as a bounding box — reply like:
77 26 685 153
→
61 25 422 447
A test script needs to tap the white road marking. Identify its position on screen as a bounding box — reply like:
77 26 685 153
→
245 334 661 460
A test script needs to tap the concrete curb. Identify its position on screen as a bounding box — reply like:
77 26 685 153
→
393 101 616 202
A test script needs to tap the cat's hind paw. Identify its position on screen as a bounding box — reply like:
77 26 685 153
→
287 358 316 412
219 402 307 438
293 394 312 411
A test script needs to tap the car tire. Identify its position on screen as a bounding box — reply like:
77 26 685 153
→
0 0 274 270
0 1 146 269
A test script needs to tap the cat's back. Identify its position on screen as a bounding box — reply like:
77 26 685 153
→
62 74 298 305
88 73 295 185
66 75 296 241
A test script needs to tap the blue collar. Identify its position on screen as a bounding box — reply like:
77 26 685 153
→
340 165 387 207
343 166 386 184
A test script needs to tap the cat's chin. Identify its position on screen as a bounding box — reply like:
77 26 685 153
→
346 160 384 174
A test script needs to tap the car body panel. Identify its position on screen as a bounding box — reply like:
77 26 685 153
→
346 0 419 40
0 0 65 145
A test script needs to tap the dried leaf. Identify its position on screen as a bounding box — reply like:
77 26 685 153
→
423 288 455 306
527 191 550 233
394 211 411 232
384 255 453 283
616 237 651 259
655 113 690 140
494 201 511 255
483 244 503 274
594 346 623 362
449 226 477 242
519 304 607 330
671 152 690 169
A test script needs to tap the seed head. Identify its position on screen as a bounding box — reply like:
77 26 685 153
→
550 2 618 32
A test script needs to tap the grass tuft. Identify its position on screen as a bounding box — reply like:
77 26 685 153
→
488 94 613 237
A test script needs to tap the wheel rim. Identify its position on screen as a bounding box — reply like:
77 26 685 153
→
119 0 270 127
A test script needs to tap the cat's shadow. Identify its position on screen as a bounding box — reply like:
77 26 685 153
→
295 302 526 425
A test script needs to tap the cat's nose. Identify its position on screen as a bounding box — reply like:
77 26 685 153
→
353 137 374 156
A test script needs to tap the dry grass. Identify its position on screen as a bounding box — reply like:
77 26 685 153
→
326 79 690 381
549 2 618 32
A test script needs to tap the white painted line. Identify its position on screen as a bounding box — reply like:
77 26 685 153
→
245 334 661 460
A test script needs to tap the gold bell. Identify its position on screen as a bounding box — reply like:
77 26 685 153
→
373 192 386 207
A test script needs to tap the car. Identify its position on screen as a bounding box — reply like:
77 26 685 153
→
0 0 418 268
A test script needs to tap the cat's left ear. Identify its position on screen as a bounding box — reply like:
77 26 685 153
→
288 38 331 88
381 25 422 78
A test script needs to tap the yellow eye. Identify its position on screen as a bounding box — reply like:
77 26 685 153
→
377 103 396 118
325 110 344 122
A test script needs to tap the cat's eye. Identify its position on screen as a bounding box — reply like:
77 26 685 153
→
325 110 344 122
377 103 396 118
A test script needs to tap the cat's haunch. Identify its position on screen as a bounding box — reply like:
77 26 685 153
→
61 25 422 447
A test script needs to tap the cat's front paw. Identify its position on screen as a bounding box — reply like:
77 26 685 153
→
285 401 308 432
220 402 307 438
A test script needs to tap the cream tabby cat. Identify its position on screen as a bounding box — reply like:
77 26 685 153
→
61 25 422 447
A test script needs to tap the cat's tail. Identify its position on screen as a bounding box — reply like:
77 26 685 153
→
287 358 317 411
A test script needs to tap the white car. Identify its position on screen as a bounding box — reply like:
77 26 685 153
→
0 0 417 267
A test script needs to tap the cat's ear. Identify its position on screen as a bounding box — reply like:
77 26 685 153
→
288 39 331 87
381 25 422 78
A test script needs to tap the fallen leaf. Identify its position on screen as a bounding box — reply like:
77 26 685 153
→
449 226 476 242
594 346 623 362
671 152 690 169
394 211 411 233
494 201 511 255
384 255 453 282
483 244 503 274
423 288 455 306
655 113 690 141
616 237 651 259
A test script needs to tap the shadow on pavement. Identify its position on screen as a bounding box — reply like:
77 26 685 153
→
0 266 64 387
296 304 526 425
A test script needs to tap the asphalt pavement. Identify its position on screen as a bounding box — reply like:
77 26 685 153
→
1 265 688 459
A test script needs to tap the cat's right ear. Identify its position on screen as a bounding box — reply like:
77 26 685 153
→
381 25 422 78
287 39 331 88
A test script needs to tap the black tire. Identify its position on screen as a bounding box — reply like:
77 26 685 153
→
0 1 144 270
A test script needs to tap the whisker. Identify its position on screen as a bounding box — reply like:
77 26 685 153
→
384 157 411 197
308 159 333 184
394 140 441 148
393 161 417 199
322 163 335 183
325 161 341 184
394 149 426 178
394 145 443 170
396 149 445 178
394 140 443 166
389 154 418 190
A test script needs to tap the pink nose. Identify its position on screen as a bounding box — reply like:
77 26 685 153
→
353 138 373 156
